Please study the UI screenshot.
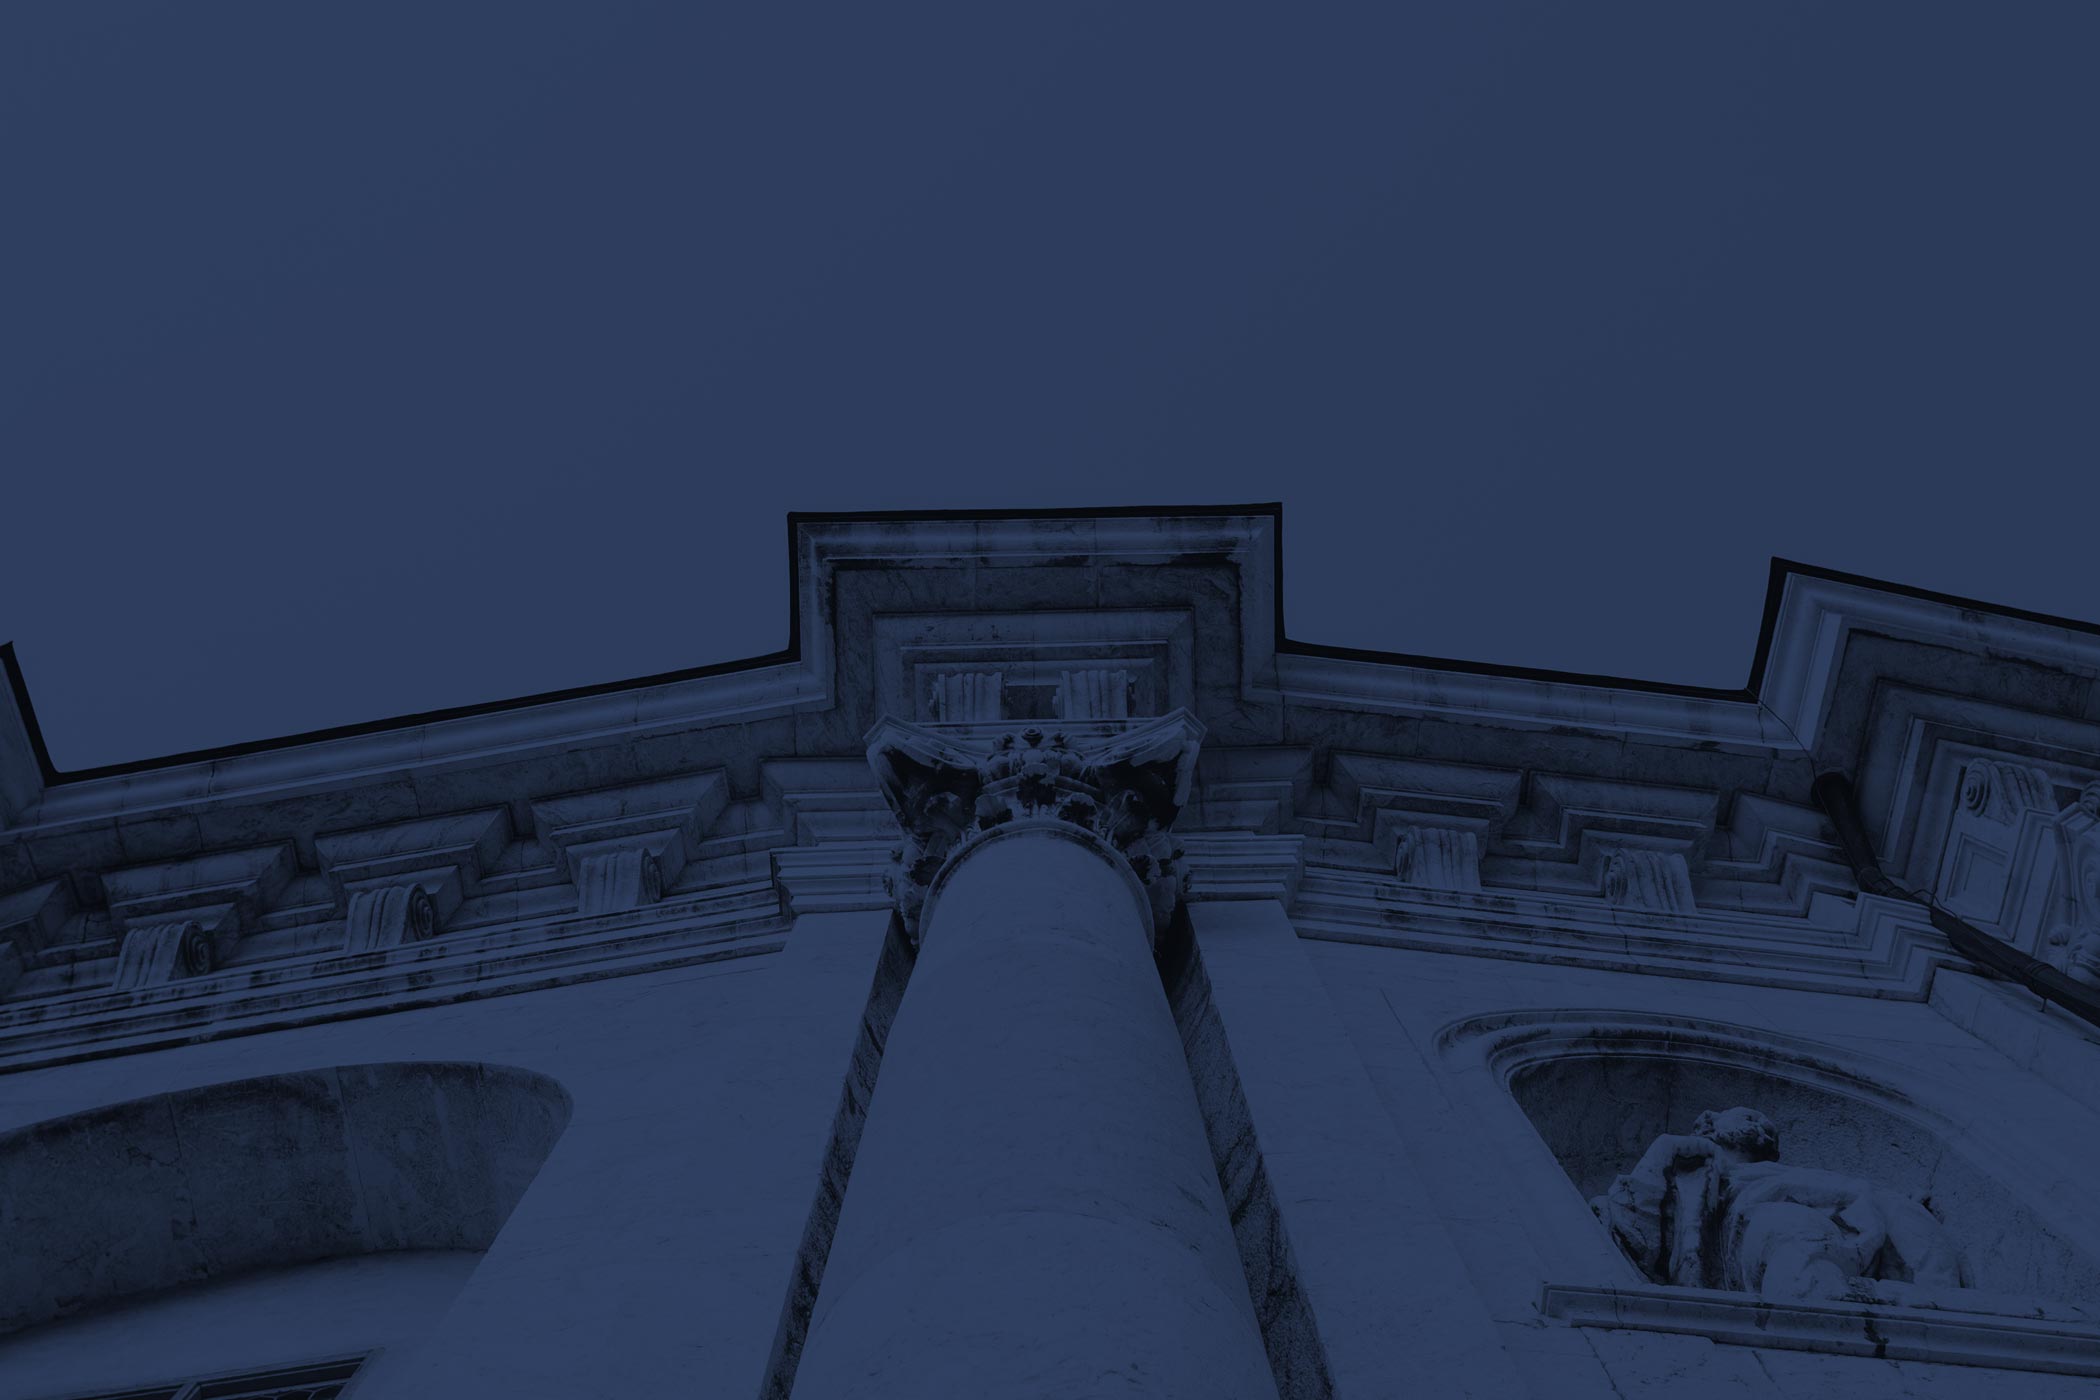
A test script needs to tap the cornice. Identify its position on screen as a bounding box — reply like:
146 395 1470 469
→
0 880 785 1073
8 508 2100 1055
1275 652 1787 748
1757 564 2100 762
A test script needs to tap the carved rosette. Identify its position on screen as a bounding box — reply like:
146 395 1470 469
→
867 710 1204 940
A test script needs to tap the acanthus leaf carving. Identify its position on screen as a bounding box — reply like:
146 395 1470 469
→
868 710 1203 939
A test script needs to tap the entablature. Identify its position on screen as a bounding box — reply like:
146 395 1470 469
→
7 508 2100 1060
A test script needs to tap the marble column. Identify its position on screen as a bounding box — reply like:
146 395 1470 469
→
790 716 1277 1400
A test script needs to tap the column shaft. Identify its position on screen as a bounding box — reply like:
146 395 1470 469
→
792 824 1278 1399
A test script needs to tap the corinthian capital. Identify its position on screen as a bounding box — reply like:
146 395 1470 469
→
866 710 1204 938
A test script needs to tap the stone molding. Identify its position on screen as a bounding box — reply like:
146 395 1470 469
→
1296 877 1948 998
770 842 896 917
1540 1282 2100 1377
315 810 508 903
1437 1008 1936 1101
99 844 296 955
1178 832 1305 906
0 885 787 1073
531 771 728 914
0 879 74 962
866 710 1203 940
1760 570 2100 759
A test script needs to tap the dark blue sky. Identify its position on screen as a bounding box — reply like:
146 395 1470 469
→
6 4 2097 770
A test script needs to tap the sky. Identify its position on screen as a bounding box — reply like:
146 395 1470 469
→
5 3 2097 771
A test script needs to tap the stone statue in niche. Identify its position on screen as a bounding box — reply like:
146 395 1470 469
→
1591 1107 1964 1305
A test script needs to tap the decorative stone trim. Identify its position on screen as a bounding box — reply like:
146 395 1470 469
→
315 809 510 903
866 710 1204 939
1179 832 1305 906
1960 759 2058 824
0 889 785 1072
1435 1007 1928 1102
1541 1281 2100 1377
1055 668 1131 721
575 846 664 916
1393 826 1481 892
111 919 214 990
0 879 74 961
101 843 295 947
531 772 728 913
770 842 897 917
928 670 1004 722
1597 846 1695 913
343 882 440 954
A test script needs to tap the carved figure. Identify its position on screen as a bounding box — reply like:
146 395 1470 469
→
1592 1107 1962 1304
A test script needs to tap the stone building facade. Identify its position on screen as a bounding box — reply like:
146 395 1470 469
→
3 505 2099 1398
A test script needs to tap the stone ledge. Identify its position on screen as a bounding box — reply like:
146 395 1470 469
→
1540 1281 2100 1377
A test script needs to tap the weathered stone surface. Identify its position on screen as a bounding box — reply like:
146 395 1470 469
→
6 510 2100 1397
795 830 1276 1400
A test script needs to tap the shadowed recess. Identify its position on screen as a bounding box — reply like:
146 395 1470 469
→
0 1061 572 1336
1510 1047 2100 1303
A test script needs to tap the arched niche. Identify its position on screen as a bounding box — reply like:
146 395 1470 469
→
1447 1011 2100 1306
0 1061 571 1338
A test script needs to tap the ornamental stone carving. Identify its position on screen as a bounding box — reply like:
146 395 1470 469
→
344 882 440 955
2046 780 2100 986
928 670 1004 723
1055 668 1132 721
576 847 665 916
867 710 1204 939
1960 759 2057 825
111 920 214 990
1393 826 1482 892
1601 848 1694 914
1592 1106 1964 1306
